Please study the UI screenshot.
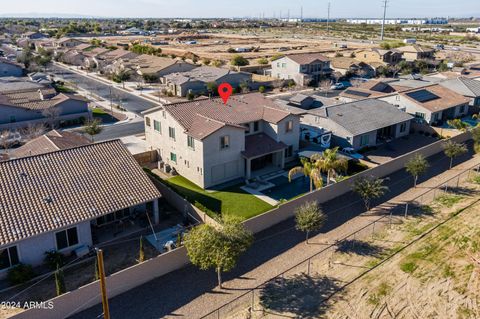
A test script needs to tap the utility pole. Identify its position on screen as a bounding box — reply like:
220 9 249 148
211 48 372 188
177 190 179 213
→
96 249 110 319
300 6 303 22
327 2 331 36
381 0 389 41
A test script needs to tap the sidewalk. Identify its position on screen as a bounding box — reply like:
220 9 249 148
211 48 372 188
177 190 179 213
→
72 152 479 319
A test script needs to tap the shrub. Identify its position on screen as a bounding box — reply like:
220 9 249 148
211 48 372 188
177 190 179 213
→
257 57 268 65
258 86 266 93
44 250 65 270
7 264 35 285
187 92 195 100
400 261 417 274
230 55 249 66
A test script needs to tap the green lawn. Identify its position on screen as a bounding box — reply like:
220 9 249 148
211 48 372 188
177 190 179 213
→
92 107 108 115
164 176 274 220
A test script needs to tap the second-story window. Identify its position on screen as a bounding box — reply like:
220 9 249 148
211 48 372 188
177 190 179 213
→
154 120 161 133
220 135 230 149
169 127 175 140
145 117 151 127
286 120 293 133
187 136 195 150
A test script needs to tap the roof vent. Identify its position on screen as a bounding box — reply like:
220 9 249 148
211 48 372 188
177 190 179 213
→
44 196 53 204
19 172 28 178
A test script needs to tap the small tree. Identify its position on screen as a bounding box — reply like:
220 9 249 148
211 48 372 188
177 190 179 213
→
138 236 145 263
288 157 323 192
184 216 253 288
42 107 61 129
316 147 348 186
206 82 218 96
447 119 468 132
319 79 331 97
353 176 389 211
83 118 102 142
55 267 66 296
295 201 326 244
405 154 429 187
230 55 249 67
258 85 266 93
443 140 467 169
257 57 269 65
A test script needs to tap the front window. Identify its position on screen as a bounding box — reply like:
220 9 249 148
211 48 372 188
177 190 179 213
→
55 227 79 250
400 122 407 133
286 120 293 133
169 127 175 140
220 135 230 149
285 145 293 158
145 117 151 127
360 134 370 147
154 120 161 133
170 152 177 163
187 136 195 150
0 246 19 270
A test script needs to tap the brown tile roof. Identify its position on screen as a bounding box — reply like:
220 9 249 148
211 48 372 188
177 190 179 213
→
0 140 161 246
0 88 87 111
401 84 470 112
397 45 434 54
331 57 359 69
147 93 294 140
286 53 330 65
9 130 91 159
242 133 287 159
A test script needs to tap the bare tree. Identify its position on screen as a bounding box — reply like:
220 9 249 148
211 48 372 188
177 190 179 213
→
0 130 13 154
319 79 332 97
42 107 61 129
23 123 47 141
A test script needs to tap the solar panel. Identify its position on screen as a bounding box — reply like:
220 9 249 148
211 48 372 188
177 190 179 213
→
406 89 440 103
344 89 371 97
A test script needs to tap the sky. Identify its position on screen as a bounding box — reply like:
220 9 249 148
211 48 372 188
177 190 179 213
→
1 0 479 18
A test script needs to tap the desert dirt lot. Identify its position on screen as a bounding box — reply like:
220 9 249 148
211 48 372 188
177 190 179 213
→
95 32 372 64
230 171 480 319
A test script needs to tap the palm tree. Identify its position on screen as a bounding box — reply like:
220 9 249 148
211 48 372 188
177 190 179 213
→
316 147 348 186
288 157 323 192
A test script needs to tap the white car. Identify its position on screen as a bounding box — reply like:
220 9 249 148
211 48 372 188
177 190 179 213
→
341 147 364 160
330 83 345 90
451 47 460 51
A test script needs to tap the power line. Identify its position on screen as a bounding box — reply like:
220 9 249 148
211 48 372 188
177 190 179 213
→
381 0 389 40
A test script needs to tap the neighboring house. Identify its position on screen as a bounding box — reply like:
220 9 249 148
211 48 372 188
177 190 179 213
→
339 79 401 102
274 92 339 111
27 72 51 84
0 58 24 77
163 66 252 97
302 99 413 150
0 140 161 273
438 77 480 107
8 130 91 159
21 32 48 40
133 55 197 80
60 50 88 66
355 48 403 65
330 57 375 77
271 53 332 86
0 87 90 130
379 84 470 125
143 92 301 188
396 45 435 62
55 37 86 48
86 49 137 71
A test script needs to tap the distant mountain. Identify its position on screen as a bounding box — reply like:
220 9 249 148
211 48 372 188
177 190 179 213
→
0 13 103 19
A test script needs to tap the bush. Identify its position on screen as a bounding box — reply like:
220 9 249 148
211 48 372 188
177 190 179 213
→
44 250 65 270
257 57 268 65
7 264 35 285
259 86 266 93
187 92 195 100
230 55 249 66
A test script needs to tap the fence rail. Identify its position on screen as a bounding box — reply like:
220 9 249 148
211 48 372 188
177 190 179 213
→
201 161 480 319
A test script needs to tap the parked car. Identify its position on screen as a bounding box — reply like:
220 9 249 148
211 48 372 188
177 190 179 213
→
451 47 460 51
0 131 22 147
340 147 364 160
330 81 352 90
434 44 445 50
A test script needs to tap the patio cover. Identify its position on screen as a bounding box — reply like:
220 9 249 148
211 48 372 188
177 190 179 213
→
241 133 287 159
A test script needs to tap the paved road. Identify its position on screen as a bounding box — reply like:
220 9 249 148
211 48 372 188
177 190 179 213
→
70 143 476 319
48 64 158 114
92 120 145 141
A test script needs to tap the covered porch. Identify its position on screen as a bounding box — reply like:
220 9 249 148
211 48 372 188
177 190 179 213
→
242 133 287 181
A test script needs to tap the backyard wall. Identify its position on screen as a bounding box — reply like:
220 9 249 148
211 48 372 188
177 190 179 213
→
11 247 190 319
133 150 158 166
243 131 472 233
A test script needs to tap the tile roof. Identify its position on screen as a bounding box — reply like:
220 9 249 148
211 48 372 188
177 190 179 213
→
397 45 435 53
9 130 91 159
164 66 238 85
0 87 87 111
145 93 295 140
401 84 470 112
286 53 330 65
0 140 161 246
439 77 480 97
340 80 400 100
242 133 287 159
310 99 413 136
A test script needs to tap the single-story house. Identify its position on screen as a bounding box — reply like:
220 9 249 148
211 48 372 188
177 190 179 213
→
132 55 197 80
339 79 401 102
330 57 375 77
0 140 161 274
163 66 252 97
379 84 470 125
396 45 435 62
0 87 90 130
302 99 413 150
355 48 403 65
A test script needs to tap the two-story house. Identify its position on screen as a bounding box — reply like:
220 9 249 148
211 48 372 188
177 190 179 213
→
143 93 301 189
396 45 435 62
271 53 332 86
355 48 403 65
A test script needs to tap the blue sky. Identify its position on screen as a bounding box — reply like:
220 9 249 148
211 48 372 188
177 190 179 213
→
2 0 479 18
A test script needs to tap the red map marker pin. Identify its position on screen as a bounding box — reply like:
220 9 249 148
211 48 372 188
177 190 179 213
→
218 83 233 105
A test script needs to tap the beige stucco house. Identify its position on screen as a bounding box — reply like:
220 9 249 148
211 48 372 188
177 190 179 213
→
143 93 301 188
